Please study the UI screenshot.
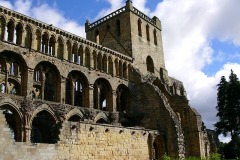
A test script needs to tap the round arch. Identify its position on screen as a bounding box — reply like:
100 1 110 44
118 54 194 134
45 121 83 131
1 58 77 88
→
94 112 109 124
146 55 154 73
0 103 22 142
65 70 89 107
33 61 61 102
93 78 113 111
65 108 84 122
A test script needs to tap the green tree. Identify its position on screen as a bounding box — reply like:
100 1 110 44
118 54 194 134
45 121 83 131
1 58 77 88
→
215 70 240 158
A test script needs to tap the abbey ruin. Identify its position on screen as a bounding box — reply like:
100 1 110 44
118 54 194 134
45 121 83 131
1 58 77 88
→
0 1 211 159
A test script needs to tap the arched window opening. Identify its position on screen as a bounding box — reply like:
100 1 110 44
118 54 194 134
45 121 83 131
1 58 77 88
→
92 51 97 69
66 71 89 107
146 56 154 73
35 29 41 52
77 46 83 65
116 20 121 36
34 62 61 102
116 84 131 113
153 29 157 45
31 110 57 144
115 59 119 76
6 20 14 42
119 61 123 78
72 44 78 63
94 78 113 111
138 19 142 37
146 24 150 41
0 105 22 142
102 55 107 72
0 16 6 40
95 29 99 44
68 115 82 122
66 41 72 61
15 23 23 45
123 62 127 79
97 53 102 71
25 25 32 49
85 48 90 68
57 37 64 59
41 33 49 53
0 58 6 73
108 57 113 75
49 36 56 56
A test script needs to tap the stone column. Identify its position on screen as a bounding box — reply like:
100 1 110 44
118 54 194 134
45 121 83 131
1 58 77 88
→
5 63 10 93
60 76 66 104
70 78 75 106
89 84 94 109
40 71 46 100
26 68 34 98
112 90 117 112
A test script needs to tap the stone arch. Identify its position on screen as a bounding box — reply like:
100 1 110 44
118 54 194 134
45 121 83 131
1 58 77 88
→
108 56 113 75
41 32 49 53
15 22 23 45
0 14 7 40
93 78 113 111
72 42 78 63
123 62 128 79
30 106 58 144
153 29 157 45
146 24 150 41
92 50 97 69
77 45 83 65
6 19 15 42
147 56 154 73
65 108 84 122
66 40 72 61
102 54 107 73
0 50 28 96
35 28 41 51
0 103 22 142
33 61 61 102
116 84 131 113
94 112 109 124
25 24 32 48
85 47 90 68
65 70 89 107
49 34 56 56
138 18 142 37
57 36 64 59
114 58 119 76
119 60 123 77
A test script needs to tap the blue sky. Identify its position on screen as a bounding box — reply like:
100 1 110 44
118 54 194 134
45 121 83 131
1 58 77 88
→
1 0 240 142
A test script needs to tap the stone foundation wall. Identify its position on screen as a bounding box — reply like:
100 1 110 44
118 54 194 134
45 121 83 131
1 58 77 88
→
0 111 150 160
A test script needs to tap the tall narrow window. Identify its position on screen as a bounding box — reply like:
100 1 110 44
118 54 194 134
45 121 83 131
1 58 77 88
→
95 29 99 44
116 20 121 36
138 19 142 37
15 23 23 45
146 24 150 41
25 25 32 49
153 29 157 45
146 56 154 73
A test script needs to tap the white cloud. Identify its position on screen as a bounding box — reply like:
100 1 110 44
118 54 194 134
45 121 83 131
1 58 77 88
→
145 0 240 134
0 0 85 37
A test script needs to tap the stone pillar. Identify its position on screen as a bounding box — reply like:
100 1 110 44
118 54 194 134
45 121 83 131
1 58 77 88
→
89 84 94 109
125 0 133 11
60 77 66 104
54 42 57 57
26 68 34 98
70 78 75 106
5 63 10 93
23 114 31 142
40 71 46 100
21 28 27 47
112 90 117 112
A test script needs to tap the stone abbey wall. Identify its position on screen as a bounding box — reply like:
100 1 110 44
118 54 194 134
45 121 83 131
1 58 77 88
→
0 1 211 159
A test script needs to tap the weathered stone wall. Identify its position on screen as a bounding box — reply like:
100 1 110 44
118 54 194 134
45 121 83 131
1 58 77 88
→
0 110 150 160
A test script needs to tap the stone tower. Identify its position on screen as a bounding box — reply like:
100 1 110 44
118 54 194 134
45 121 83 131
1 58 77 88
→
86 0 166 77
